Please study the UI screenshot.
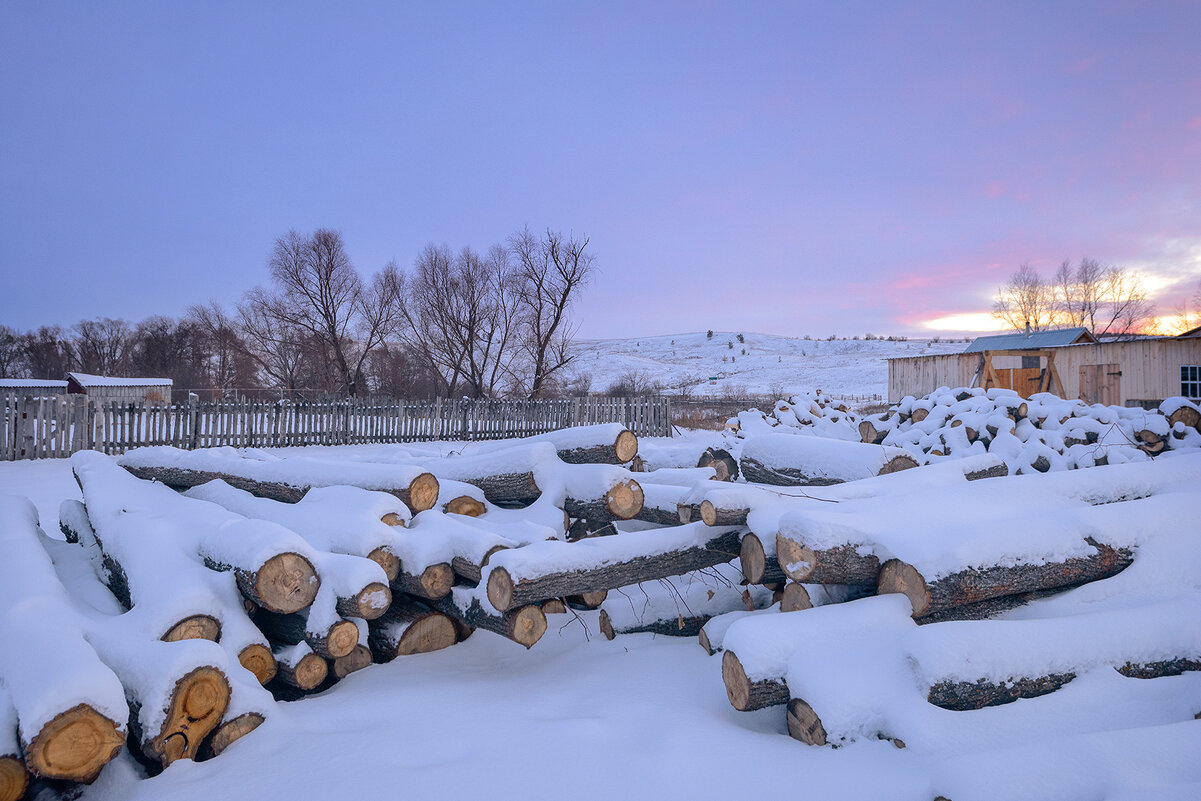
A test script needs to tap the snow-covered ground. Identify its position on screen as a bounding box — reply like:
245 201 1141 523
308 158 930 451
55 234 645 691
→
2 446 1199 801
573 331 964 398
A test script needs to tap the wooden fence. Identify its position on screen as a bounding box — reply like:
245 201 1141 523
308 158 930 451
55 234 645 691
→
1 394 673 460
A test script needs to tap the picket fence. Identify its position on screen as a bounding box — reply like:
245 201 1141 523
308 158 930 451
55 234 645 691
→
1 394 673 460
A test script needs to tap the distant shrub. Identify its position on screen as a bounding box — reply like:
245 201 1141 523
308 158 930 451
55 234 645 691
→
706 330 713 339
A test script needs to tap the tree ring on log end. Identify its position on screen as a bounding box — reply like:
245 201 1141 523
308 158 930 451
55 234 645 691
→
541 598 567 614
0 756 28 801
379 512 406 527
153 667 230 766
333 645 373 678
367 547 401 582
722 651 752 711
407 473 441 512
420 563 455 600
253 552 319 614
162 614 221 643
486 566 515 612
879 455 919 475
776 535 817 582
614 430 639 463
740 534 768 584
512 605 548 649
877 559 931 617
25 704 125 782
396 614 457 656
605 480 644 520
326 620 361 659
786 698 827 746
780 582 813 613
444 496 487 517
202 713 264 760
238 644 278 685
289 654 328 691
355 582 393 620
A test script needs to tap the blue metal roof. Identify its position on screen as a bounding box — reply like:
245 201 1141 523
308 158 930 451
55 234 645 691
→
964 327 1096 353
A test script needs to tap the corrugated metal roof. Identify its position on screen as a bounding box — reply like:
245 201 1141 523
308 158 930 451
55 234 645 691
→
66 372 173 387
963 327 1096 353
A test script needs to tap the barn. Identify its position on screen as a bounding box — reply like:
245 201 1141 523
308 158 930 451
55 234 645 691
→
66 373 173 403
888 329 1201 407
0 378 68 396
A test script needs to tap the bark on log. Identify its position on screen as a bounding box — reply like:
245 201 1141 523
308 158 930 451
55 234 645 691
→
332 645 373 679
451 547 509 585
563 479 645 523
740 533 787 586
599 609 708 640
367 599 457 661
334 581 392 621
120 463 441 513
741 454 919 486
555 429 639 465
877 539 1134 619
231 552 321 615
484 530 741 612
131 666 231 767
391 563 454 601
697 448 739 482
677 503 702 524
199 712 264 760
447 470 540 506
722 650 791 712
253 610 360 659
776 534 882 586
565 591 608 610
428 593 547 649
701 500 749 528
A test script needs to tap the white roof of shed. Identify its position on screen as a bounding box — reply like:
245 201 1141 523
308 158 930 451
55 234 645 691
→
0 378 68 387
67 373 173 387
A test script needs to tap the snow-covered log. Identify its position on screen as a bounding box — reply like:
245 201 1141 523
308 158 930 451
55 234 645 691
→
198 669 272 760
0 496 127 783
535 424 639 465
272 643 327 692
876 538 1133 619
0 686 28 801
252 608 360 660
697 447 739 481
366 598 457 661
118 446 441 513
699 608 767 656
482 524 742 613
428 589 547 649
739 434 919 486
597 565 770 640
75 453 322 615
739 532 786 586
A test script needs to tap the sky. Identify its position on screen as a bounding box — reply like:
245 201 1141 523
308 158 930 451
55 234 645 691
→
2 1 1200 340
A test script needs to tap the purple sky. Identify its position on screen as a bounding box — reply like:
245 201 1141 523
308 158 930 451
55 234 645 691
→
3 1 1199 339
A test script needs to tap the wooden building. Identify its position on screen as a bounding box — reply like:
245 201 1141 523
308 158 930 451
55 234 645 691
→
66 373 173 403
0 379 67 396
888 333 1201 407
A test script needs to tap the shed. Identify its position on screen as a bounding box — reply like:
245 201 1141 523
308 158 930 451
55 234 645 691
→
0 378 68 396
66 373 173 403
963 327 1097 353
888 337 1201 406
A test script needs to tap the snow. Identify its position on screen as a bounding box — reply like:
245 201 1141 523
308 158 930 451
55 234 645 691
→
741 432 913 483
66 372 172 387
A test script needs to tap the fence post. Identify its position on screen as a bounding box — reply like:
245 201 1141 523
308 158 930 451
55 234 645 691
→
188 396 200 450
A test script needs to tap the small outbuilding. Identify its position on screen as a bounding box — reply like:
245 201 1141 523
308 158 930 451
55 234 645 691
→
66 373 173 403
0 378 69 396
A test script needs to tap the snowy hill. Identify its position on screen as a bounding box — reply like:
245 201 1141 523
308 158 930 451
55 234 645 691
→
572 331 966 398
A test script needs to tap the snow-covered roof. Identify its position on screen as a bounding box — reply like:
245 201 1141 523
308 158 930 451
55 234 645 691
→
66 372 172 387
963 327 1096 353
1179 325 1201 339
0 378 68 388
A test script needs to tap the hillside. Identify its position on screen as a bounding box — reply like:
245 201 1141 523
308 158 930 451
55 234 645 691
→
572 331 966 399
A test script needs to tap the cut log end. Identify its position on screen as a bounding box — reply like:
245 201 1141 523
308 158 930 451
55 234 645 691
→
0 757 27 801
379 512 406 528
407 472 441 512
325 620 361 659
776 536 818 582
698 627 714 656
613 430 639 464
161 614 221 643
786 698 828 746
396 613 458 656
278 653 328 691
201 712 264 760
486 567 516 612
877 559 931 617
151 667 231 766
878 454 920 475
541 598 567 614
23 704 125 783
367 547 401 582
421 563 455 600
599 609 616 640
780 582 813 613
348 582 393 621
740 534 768 584
332 645 373 679
605 480 645 520
511 605 548 649
247 552 319 614
722 650 753 711
238 643 278 685
566 590 608 610
444 496 487 517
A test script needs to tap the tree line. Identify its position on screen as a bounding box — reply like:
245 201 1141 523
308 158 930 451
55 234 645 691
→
0 227 596 400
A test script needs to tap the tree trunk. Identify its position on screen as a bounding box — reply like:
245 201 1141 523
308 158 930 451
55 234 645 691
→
367 598 456 661
722 650 790 712
484 530 740 612
428 592 547 649
877 539 1134 619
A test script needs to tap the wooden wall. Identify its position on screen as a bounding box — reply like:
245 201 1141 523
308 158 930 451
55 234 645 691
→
888 339 1201 404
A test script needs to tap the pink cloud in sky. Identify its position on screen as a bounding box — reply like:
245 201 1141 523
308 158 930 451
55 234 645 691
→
1064 55 1100 75
1187 116 1201 131
983 181 1005 199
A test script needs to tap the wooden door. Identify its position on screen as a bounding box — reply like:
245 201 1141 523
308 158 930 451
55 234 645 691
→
1079 364 1121 406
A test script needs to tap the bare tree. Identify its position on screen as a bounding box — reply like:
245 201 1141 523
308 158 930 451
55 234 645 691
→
258 229 398 396
510 228 596 398
992 263 1058 332
19 326 76 378
73 318 134 375
0 326 22 378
